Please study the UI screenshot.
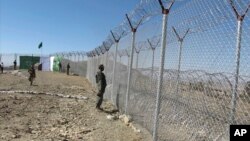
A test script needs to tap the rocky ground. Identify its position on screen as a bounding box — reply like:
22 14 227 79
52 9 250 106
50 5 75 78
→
0 70 152 141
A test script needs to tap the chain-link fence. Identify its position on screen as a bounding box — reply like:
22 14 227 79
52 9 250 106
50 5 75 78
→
0 53 18 70
0 52 87 76
2 0 249 140
0 53 42 70
86 0 250 140
50 51 87 76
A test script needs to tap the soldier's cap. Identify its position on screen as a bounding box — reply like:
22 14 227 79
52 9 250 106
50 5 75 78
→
99 64 104 70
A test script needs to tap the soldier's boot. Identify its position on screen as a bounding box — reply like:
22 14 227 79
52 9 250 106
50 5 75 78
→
30 77 33 86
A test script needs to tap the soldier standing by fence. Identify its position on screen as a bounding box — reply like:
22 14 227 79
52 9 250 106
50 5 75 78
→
67 63 70 75
58 61 62 72
13 60 17 70
95 64 107 110
1 62 3 73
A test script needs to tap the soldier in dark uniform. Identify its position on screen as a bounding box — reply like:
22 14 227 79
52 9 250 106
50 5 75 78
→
67 63 70 75
0 63 2 73
58 62 62 72
95 64 107 110
1 62 3 73
13 60 17 70
28 64 36 86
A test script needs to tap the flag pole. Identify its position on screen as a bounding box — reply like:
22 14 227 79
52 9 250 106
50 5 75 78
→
41 45 42 64
38 42 43 70
32 54 34 65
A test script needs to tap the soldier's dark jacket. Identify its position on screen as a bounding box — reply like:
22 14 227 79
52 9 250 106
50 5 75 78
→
96 71 107 93
28 67 36 78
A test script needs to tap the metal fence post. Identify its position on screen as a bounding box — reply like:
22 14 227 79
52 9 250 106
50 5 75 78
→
93 55 97 86
227 0 250 124
89 56 92 80
74 53 77 73
127 51 130 71
77 53 80 74
92 56 96 84
152 1 174 140
125 31 136 114
105 51 109 74
86 56 89 79
152 13 168 141
176 41 183 89
230 19 243 124
112 42 119 105
88 57 90 82
124 13 143 114
147 38 160 81
136 52 139 69
172 27 189 113
152 49 155 79
110 30 124 107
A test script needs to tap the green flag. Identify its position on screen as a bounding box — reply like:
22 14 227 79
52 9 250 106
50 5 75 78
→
38 42 43 49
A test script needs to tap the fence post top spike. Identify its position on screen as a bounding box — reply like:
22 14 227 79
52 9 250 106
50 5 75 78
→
110 30 116 40
162 9 169 15
126 13 136 32
158 0 165 11
159 0 175 14
227 0 250 21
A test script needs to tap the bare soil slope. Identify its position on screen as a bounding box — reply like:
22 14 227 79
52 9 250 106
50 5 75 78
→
0 71 152 141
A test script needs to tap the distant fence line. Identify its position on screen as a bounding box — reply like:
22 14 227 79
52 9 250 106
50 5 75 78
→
1 0 250 140
0 52 87 75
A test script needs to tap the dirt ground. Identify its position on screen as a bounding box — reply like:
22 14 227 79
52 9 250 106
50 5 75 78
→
0 70 152 141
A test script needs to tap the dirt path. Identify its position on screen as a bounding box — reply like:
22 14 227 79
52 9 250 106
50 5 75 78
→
0 71 152 141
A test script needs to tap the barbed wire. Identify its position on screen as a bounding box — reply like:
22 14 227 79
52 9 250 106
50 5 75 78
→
86 0 250 141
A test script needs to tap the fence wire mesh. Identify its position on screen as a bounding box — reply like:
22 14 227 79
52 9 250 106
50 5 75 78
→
2 0 248 140
50 51 87 76
0 52 87 76
0 53 42 70
86 0 250 140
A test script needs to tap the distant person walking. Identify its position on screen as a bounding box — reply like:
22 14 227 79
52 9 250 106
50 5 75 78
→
28 64 36 86
13 60 17 70
95 64 107 110
0 63 2 74
58 62 62 72
1 62 3 73
67 63 70 75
